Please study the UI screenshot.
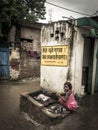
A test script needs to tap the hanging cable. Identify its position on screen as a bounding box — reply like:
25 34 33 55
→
46 1 91 17
91 11 98 16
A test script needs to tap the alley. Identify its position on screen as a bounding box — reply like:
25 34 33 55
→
0 80 98 130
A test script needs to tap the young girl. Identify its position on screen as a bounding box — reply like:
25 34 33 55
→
57 82 78 111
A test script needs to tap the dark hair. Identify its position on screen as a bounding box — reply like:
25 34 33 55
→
64 82 72 90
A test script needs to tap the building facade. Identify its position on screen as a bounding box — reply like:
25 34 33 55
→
0 20 42 80
40 17 98 96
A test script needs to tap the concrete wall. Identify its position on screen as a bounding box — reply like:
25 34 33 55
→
71 28 84 95
40 21 85 95
91 39 98 94
9 24 41 80
10 47 20 80
19 26 41 79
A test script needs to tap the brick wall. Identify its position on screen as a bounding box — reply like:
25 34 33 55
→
19 26 41 79
9 22 41 80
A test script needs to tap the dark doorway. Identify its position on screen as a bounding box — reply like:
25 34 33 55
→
94 56 98 92
82 38 94 94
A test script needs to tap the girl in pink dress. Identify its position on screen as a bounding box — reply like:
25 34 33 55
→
58 82 78 111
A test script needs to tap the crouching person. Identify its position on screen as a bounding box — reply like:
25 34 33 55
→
57 82 78 111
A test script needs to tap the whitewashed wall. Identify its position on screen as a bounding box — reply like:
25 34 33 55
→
91 39 98 94
40 21 85 95
71 28 84 95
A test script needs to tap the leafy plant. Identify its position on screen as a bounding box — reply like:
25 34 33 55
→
0 0 46 42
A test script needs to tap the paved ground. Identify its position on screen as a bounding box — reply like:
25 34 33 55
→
0 79 98 130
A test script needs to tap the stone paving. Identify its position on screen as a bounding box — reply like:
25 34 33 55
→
0 79 98 130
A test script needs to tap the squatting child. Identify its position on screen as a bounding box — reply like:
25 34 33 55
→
57 82 78 111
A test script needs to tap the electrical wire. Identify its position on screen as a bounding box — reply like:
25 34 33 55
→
46 1 91 17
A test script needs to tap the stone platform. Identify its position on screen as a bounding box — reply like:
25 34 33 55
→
20 90 71 126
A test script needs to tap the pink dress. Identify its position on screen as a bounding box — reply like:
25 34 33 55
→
59 93 78 111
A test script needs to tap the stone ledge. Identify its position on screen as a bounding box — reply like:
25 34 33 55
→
20 90 71 126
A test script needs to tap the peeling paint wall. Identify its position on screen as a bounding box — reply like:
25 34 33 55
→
19 26 41 79
10 47 20 80
40 21 86 95
9 23 41 80
71 28 84 95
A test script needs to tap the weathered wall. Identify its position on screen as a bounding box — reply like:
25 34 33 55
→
9 26 20 80
40 21 86 95
71 28 84 95
10 47 20 80
9 24 41 80
92 39 98 94
8 26 16 43
19 26 41 79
